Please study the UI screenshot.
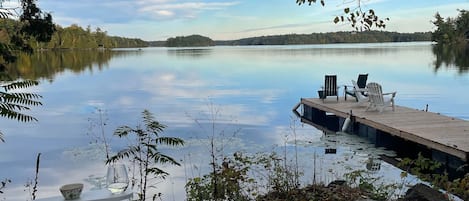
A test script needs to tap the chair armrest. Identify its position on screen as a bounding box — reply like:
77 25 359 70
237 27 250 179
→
367 92 380 96
382 92 397 98
355 88 368 92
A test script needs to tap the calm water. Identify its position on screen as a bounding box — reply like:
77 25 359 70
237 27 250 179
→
1 42 468 200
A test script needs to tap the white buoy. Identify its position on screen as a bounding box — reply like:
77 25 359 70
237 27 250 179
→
341 110 354 132
341 116 351 132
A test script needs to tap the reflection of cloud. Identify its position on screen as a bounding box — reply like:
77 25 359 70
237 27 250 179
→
136 71 282 126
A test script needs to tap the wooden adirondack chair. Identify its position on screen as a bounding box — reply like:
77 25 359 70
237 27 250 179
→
344 74 368 101
366 82 396 112
321 75 339 102
351 80 369 106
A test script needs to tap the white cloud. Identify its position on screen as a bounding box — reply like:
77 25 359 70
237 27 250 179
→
155 9 175 17
140 1 239 10
137 1 240 19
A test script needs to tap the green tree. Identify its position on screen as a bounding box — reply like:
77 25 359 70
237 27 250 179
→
166 35 215 47
455 10 469 40
106 110 184 200
432 10 469 44
296 0 388 31
432 12 456 44
1 0 55 142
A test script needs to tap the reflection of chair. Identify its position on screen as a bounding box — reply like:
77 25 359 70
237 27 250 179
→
321 75 339 102
366 82 396 112
366 157 381 172
351 80 369 105
344 74 368 101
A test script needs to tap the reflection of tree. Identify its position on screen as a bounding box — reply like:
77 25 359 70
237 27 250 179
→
167 48 212 58
432 43 469 74
5 50 141 81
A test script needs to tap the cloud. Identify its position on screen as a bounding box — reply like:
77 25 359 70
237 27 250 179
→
240 22 323 33
137 1 240 19
156 9 175 17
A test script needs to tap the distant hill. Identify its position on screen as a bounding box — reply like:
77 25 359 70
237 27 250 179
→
148 41 166 47
215 31 432 46
148 31 432 47
165 35 215 47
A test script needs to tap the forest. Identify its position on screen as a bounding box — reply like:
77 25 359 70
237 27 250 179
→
216 31 432 46
153 31 432 47
0 19 148 49
1 18 435 49
165 34 215 47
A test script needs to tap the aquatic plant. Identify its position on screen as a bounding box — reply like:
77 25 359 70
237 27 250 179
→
399 153 469 200
106 109 184 201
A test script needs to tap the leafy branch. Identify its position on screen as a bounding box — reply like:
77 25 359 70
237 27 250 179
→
1 0 53 142
296 0 389 31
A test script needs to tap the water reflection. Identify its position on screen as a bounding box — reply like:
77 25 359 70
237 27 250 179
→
167 48 213 58
5 50 142 81
0 42 468 200
432 43 469 74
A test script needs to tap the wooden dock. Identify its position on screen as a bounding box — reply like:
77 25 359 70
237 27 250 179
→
297 98 469 162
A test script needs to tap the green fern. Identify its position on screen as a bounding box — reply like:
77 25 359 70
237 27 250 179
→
0 80 42 141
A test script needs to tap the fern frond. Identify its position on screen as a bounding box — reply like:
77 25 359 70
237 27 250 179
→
0 106 38 122
146 167 169 178
0 9 14 19
1 92 42 106
0 102 31 111
0 130 4 142
2 80 39 92
156 137 185 146
106 147 139 164
153 152 181 166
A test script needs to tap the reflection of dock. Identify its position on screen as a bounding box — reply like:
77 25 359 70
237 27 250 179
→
294 97 469 168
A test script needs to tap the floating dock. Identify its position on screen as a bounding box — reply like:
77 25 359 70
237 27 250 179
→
294 97 469 172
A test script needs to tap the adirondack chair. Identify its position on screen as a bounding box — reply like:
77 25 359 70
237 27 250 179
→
366 82 396 112
320 75 339 102
344 73 368 101
351 80 369 105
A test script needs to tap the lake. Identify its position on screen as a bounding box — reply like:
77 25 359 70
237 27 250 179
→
0 42 468 200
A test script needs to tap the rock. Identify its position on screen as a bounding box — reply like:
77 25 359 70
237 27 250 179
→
327 180 346 188
400 183 447 201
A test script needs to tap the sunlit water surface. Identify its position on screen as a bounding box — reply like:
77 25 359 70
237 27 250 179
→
1 42 468 200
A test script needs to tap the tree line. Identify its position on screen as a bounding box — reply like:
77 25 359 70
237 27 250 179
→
0 19 148 49
152 31 431 47
216 31 431 46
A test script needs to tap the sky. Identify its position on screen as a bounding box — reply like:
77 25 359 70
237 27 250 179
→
3 0 469 41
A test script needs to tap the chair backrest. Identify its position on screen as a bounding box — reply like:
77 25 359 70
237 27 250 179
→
367 82 384 105
324 75 337 96
352 80 360 89
357 74 368 89
352 80 368 102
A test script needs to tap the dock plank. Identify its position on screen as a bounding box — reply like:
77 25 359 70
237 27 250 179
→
300 98 469 161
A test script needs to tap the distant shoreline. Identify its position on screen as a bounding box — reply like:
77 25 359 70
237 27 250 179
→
148 31 432 47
